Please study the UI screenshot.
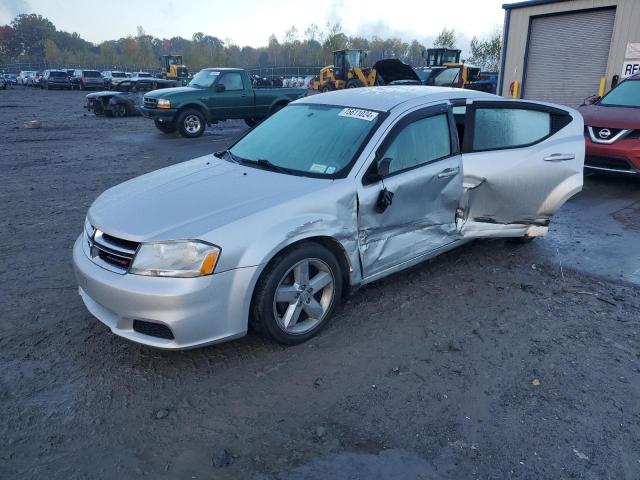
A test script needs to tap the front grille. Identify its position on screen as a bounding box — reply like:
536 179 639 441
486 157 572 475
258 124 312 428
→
143 97 158 109
585 155 632 171
88 229 139 272
133 320 174 340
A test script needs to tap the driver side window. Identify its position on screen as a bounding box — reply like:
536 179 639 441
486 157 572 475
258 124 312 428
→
218 73 244 91
381 113 452 175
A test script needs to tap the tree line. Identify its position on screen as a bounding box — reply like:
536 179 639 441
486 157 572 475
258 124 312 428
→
0 14 502 72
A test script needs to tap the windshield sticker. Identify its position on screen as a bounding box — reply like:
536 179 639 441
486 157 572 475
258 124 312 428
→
325 166 337 174
309 163 327 173
339 108 379 121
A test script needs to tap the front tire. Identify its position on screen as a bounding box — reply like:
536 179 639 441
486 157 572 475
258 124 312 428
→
154 119 177 134
177 108 206 138
112 103 128 117
346 79 364 88
251 242 343 345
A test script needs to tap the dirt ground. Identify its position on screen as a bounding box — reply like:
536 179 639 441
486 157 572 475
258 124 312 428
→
1 86 639 480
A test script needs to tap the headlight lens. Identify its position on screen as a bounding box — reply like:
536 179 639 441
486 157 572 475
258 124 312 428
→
130 241 220 278
84 218 95 239
157 98 171 109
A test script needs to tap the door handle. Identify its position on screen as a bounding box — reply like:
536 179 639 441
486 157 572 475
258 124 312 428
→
437 167 460 179
543 153 575 162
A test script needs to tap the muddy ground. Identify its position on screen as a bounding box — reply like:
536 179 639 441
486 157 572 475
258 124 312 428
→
1 87 639 480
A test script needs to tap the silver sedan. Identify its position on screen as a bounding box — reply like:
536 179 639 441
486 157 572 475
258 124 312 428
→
73 86 584 349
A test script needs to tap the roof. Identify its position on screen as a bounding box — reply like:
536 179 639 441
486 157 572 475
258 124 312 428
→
297 86 493 112
503 0 572 10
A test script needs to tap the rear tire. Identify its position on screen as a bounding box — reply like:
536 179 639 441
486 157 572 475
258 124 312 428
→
244 117 262 128
321 83 336 93
250 242 343 345
154 120 177 134
177 108 206 138
112 103 128 117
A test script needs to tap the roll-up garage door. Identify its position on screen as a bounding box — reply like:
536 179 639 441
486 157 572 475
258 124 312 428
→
523 8 615 107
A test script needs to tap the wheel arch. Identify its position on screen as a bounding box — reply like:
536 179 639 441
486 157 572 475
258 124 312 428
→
178 102 210 123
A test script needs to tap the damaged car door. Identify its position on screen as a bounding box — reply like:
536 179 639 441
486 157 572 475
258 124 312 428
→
457 99 584 237
357 104 463 279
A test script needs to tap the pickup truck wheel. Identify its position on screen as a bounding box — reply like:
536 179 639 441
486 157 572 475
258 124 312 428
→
250 242 342 345
177 109 205 138
244 117 261 127
154 120 177 134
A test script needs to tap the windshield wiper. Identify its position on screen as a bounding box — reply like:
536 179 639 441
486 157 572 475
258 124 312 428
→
243 158 293 175
214 149 242 164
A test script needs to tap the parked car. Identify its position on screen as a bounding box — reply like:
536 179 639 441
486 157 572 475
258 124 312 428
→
85 79 178 117
40 69 71 90
132 71 153 79
27 71 42 87
579 74 640 174
0 76 7 89
140 67 307 137
101 70 127 89
4 73 18 85
74 86 584 349
71 69 103 90
17 71 36 86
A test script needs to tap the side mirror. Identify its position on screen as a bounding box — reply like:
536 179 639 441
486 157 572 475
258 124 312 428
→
583 95 601 105
214 84 225 93
363 157 392 184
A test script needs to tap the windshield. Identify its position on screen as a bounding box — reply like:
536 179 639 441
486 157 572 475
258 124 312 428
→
229 104 381 177
344 51 361 69
189 70 220 88
599 80 640 107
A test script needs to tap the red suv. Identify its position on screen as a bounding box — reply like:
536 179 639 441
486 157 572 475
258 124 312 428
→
579 74 640 174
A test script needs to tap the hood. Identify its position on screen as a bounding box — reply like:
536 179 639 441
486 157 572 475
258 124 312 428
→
144 86 198 98
578 104 640 129
373 59 421 85
88 156 330 242
86 91 115 98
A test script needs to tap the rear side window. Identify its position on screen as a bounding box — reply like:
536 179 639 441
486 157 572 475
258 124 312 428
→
381 114 452 175
473 108 551 150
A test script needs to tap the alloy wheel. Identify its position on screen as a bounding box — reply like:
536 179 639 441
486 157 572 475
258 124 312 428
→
272 258 335 335
183 114 201 134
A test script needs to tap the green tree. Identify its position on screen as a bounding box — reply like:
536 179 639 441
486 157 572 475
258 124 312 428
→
433 28 456 49
11 13 56 58
469 29 502 71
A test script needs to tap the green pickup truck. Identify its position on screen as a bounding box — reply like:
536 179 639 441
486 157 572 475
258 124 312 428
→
140 68 308 138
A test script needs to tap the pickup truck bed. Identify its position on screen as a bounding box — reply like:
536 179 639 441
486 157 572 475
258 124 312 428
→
141 67 308 137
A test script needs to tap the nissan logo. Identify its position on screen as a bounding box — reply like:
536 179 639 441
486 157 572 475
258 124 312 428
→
598 128 612 139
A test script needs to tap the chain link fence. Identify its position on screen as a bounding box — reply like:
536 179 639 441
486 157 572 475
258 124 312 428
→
0 62 157 74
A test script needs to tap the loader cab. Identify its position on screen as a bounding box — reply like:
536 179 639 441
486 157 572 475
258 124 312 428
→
425 48 461 67
333 49 363 80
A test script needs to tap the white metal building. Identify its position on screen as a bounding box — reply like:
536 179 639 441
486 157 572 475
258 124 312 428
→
499 0 640 106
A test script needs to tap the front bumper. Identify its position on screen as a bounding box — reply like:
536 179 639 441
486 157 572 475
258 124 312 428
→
140 107 178 122
584 136 640 174
73 235 258 349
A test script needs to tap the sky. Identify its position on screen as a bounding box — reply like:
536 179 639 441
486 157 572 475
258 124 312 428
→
0 0 506 50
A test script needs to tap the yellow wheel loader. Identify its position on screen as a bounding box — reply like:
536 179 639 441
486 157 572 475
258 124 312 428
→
317 49 419 92
161 55 190 85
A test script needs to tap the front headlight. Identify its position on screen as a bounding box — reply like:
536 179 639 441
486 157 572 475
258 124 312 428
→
157 98 171 109
130 241 220 278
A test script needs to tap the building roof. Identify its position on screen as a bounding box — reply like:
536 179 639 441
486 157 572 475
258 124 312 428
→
503 0 573 10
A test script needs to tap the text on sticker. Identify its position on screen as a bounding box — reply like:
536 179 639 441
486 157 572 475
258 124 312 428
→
339 108 379 121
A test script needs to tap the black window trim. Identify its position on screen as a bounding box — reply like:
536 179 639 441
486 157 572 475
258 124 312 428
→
362 103 459 184
462 100 572 154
